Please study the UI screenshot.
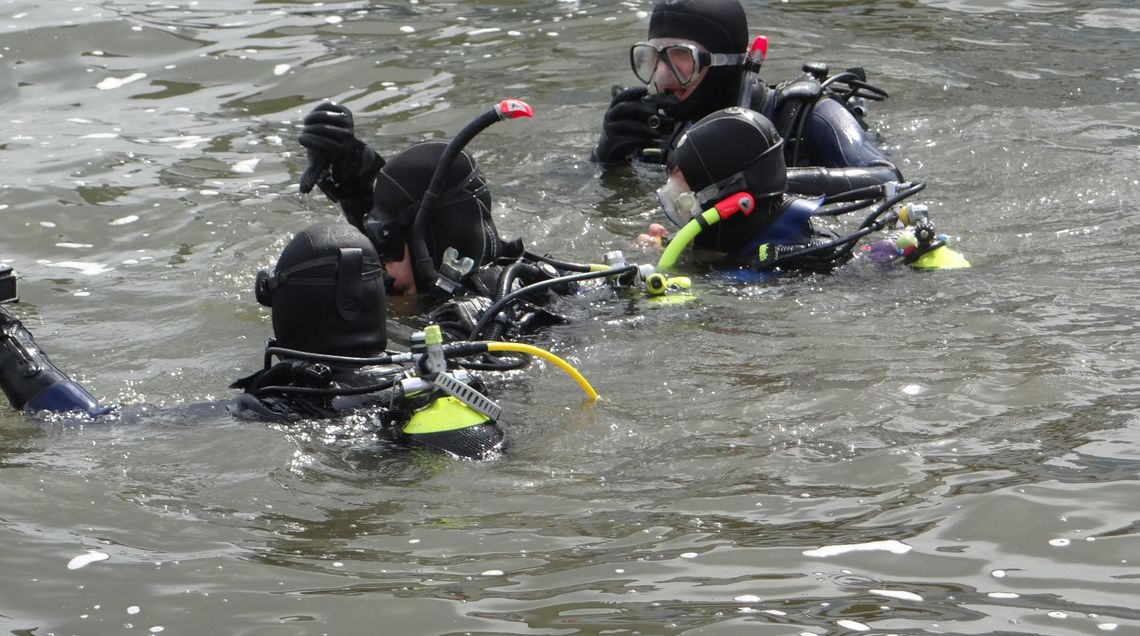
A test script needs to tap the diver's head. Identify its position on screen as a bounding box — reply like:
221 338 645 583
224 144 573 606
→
658 108 788 252
637 0 748 119
364 141 498 295
256 222 387 356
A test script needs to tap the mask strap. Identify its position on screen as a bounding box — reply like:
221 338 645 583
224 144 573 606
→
259 252 380 311
266 255 341 289
336 248 364 321
693 139 786 209
365 204 415 262
439 167 487 203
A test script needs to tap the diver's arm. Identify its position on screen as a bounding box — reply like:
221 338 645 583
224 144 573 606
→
0 306 106 416
316 143 384 232
786 164 904 197
297 102 385 230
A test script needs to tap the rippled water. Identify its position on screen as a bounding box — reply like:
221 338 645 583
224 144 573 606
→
1 0 1138 634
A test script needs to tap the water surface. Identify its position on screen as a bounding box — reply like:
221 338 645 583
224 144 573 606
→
1 0 1138 634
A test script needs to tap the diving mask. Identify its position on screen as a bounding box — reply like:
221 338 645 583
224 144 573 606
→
656 173 702 227
630 41 745 88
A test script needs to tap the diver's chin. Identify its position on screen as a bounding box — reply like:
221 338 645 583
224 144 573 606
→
652 82 684 100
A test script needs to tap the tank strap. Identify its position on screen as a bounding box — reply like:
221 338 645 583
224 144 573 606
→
771 78 824 166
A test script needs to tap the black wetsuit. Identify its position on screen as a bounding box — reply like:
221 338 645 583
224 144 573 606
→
0 313 506 457
1 312 398 423
749 78 904 197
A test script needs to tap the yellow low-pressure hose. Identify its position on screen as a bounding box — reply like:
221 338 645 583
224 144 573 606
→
486 342 599 401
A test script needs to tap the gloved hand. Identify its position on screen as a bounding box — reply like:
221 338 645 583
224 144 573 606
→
590 86 675 164
297 102 384 201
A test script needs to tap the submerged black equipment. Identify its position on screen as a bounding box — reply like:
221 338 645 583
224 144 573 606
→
408 99 533 296
465 263 640 342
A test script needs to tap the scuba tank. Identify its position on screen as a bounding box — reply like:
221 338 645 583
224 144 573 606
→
769 62 890 166
399 325 504 457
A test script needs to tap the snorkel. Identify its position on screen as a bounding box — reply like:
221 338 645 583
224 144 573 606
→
656 192 755 271
410 99 533 295
736 35 768 108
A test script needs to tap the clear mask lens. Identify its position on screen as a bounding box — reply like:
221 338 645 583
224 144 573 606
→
630 43 701 87
656 177 701 227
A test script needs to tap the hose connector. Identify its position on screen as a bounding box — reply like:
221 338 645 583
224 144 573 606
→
644 272 692 297
898 204 929 227
415 324 448 376
601 251 638 286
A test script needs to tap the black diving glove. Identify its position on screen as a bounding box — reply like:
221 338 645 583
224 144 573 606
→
590 86 676 164
297 102 385 202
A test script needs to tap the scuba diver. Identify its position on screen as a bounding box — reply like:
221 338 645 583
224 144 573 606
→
298 98 605 343
444 106 969 335
0 225 600 459
298 101 516 298
644 107 969 279
235 221 517 457
591 0 903 197
653 107 830 272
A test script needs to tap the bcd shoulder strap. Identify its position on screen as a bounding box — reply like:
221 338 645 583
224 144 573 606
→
772 77 824 167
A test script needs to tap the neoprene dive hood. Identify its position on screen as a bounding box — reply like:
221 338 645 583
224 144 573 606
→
671 108 790 253
256 222 387 357
649 0 749 121
361 100 532 296
365 141 498 277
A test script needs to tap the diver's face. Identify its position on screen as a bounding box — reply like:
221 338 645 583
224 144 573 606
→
647 37 709 102
384 243 417 295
